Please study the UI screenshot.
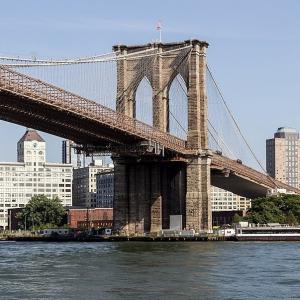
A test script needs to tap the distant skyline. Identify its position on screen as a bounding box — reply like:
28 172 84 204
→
1 0 300 168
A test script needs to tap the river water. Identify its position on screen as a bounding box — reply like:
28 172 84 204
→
0 241 299 300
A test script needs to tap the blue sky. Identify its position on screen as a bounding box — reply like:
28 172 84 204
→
1 0 300 167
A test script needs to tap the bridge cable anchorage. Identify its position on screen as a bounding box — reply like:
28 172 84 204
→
206 64 279 188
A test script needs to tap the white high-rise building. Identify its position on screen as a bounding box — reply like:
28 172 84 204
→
211 186 251 211
72 160 113 208
62 140 72 165
0 129 73 229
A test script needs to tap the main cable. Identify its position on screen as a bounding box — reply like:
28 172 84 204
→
206 64 279 188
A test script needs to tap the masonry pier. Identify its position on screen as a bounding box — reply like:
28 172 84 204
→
113 40 211 235
113 158 186 235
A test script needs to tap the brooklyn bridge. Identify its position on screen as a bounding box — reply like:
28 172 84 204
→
0 39 298 235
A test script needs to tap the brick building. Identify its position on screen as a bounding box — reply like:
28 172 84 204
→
66 207 113 229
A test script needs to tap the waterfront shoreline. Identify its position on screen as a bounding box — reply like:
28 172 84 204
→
2 236 227 242
2 235 300 242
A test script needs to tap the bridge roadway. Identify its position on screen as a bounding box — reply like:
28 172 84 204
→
0 65 299 198
210 154 300 198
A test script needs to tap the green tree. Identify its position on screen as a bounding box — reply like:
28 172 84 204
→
232 213 242 224
246 195 300 224
17 195 66 230
285 211 298 225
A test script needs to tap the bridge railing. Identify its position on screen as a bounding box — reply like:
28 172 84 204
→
212 153 300 194
2 66 300 193
212 154 274 187
0 66 186 153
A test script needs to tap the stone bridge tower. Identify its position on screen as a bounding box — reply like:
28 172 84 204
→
112 40 212 235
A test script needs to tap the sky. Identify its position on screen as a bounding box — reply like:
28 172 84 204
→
1 0 300 167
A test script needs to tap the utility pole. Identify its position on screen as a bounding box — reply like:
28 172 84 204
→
86 207 90 231
9 210 12 233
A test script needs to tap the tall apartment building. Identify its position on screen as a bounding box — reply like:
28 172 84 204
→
96 170 114 208
62 140 83 168
72 160 113 207
0 129 73 229
266 127 299 188
62 140 72 165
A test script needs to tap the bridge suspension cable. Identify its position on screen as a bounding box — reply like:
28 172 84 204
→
168 74 188 139
206 64 279 188
206 65 266 170
0 46 192 67
0 43 287 192
0 45 193 132
1 46 267 168
169 65 237 155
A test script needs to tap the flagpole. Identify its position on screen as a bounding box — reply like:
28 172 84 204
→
156 21 162 43
159 28 162 43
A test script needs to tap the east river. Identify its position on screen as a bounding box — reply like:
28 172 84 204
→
0 241 299 300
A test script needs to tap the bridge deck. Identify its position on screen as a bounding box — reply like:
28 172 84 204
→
0 66 186 153
0 65 299 196
211 154 300 196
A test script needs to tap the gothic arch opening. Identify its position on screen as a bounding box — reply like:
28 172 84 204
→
168 74 188 140
135 76 153 126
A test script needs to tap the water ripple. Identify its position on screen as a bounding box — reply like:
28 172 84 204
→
0 241 299 299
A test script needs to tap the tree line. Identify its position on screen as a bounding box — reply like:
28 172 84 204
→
17 194 300 230
234 195 300 225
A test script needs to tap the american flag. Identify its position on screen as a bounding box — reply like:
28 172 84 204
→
156 21 162 31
